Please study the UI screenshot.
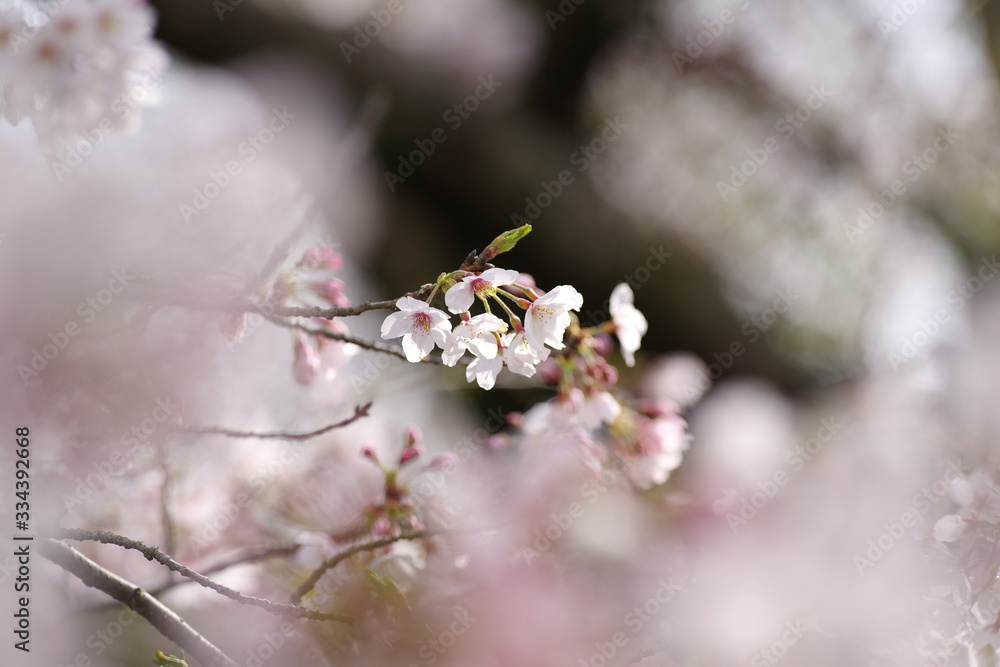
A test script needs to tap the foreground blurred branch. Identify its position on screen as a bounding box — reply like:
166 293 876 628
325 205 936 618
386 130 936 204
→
40 539 238 667
53 528 352 623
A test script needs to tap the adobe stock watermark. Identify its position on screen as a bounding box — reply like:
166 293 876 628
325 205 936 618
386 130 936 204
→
750 614 822 666
48 62 168 181
717 84 834 201
887 255 999 371
681 287 800 403
17 266 135 385
338 0 412 63
178 106 296 223
5 0 71 51
190 441 306 555
579 575 685 667
713 416 844 533
406 407 507 510
53 608 140 667
510 116 628 225
384 74 502 192
545 0 587 31
60 396 181 512
408 607 477 666
877 0 927 38
579 244 673 326
843 126 961 243
852 460 961 576
244 621 297 667
671 0 753 72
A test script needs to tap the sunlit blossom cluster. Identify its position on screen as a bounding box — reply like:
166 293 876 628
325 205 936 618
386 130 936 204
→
380 264 649 391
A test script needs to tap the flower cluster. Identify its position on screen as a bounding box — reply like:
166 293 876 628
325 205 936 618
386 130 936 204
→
381 266 586 389
378 231 681 487
509 287 686 489
0 0 167 150
269 245 356 385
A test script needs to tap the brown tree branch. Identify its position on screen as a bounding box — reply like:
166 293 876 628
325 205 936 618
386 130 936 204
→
177 402 372 440
53 528 352 623
40 539 238 667
289 530 431 604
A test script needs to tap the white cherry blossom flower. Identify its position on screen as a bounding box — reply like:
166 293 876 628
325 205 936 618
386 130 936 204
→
466 353 504 390
524 284 583 350
445 267 520 314
380 296 451 363
441 313 505 366
502 331 550 377
609 283 648 367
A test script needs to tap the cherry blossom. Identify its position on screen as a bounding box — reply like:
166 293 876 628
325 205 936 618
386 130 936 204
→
614 411 690 489
609 283 648 367
445 267 520 314
441 313 505 366
502 331 550 377
524 284 583 350
466 352 505 390
381 296 451 362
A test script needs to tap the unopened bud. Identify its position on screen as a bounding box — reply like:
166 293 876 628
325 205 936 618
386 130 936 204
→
399 444 422 466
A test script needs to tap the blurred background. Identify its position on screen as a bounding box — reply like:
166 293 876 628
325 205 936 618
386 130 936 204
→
146 0 1000 395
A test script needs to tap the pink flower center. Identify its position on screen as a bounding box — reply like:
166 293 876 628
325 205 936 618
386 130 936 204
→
471 278 491 295
412 311 432 330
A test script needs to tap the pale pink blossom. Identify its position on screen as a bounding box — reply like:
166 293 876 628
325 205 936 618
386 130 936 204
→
619 412 690 489
466 352 505 390
502 331 550 377
380 296 451 362
441 313 505 366
445 267 520 314
524 284 583 350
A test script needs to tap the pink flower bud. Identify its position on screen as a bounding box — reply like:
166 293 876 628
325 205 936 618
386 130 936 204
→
291 331 320 385
537 359 562 385
362 445 378 462
312 278 350 307
430 452 460 468
590 333 614 358
589 358 618 386
399 445 423 466
404 425 422 448
637 397 680 419
299 246 343 271
487 434 510 450
371 514 390 536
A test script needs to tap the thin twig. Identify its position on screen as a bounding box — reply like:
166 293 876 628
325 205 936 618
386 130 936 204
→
178 402 372 440
53 528 352 623
133 287 431 320
40 539 239 667
289 530 431 604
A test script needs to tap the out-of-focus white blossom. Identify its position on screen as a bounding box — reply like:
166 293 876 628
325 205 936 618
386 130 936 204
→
0 0 168 150
609 282 647 367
